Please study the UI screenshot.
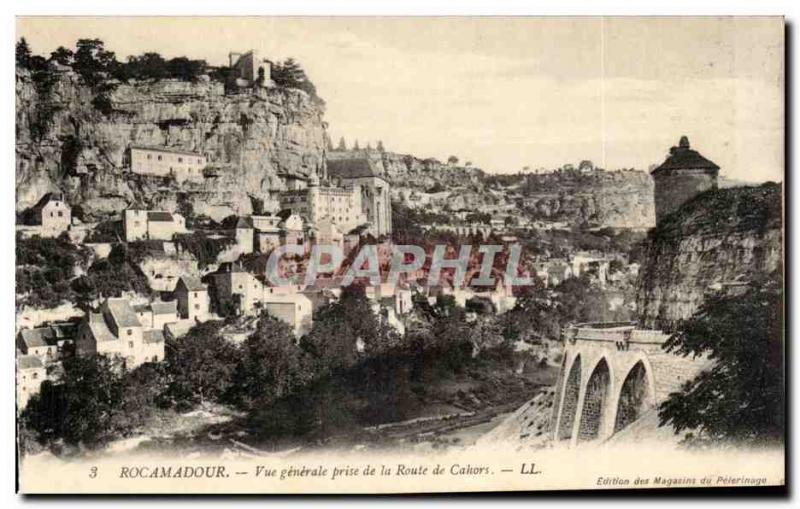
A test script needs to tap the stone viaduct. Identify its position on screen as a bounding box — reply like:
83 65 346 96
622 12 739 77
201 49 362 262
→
550 322 709 446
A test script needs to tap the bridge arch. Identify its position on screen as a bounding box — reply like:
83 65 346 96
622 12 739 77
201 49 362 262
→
577 357 612 443
556 354 581 441
612 358 657 434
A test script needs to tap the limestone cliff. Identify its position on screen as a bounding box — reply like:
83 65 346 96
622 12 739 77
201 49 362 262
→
518 170 655 229
328 149 485 189
16 70 326 221
636 183 782 331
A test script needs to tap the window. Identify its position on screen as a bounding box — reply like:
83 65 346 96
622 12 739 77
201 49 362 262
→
152 355 158 362
194 304 200 310
147 154 152 160
57 211 63 217
194 292 198 298
197 158 201 164
127 329 133 336
128 341 134 348
50 212 54 217
178 157 183 163
157 155 162 161
32 373 38 380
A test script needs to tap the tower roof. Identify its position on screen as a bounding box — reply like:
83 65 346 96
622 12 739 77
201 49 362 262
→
651 136 719 175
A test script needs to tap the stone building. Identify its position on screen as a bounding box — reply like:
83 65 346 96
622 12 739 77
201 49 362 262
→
16 328 60 365
26 193 71 237
129 146 208 181
175 275 210 322
327 157 393 237
133 300 179 330
76 298 165 368
263 294 314 338
17 355 46 409
123 209 186 242
235 216 255 255
228 50 272 86
279 174 368 236
651 136 719 224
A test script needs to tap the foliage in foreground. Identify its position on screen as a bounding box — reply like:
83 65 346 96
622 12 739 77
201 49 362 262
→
658 273 784 446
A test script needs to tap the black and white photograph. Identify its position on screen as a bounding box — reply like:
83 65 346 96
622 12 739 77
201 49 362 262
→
12 14 785 494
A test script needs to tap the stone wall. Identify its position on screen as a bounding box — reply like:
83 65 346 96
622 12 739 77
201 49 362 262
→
551 327 710 446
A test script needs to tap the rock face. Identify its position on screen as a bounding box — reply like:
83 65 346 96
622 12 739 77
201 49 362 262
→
636 183 782 331
328 149 485 189
519 170 655 229
16 70 327 221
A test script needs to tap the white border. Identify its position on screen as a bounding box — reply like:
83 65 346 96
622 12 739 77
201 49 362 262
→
2 1 796 507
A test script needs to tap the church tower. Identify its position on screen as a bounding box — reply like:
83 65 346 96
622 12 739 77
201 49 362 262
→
651 136 720 224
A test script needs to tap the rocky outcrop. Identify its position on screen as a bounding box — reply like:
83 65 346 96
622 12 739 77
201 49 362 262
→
519 170 655 229
636 183 782 330
328 148 485 190
16 70 327 221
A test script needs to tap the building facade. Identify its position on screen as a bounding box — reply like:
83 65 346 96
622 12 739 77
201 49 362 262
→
129 146 208 181
17 355 46 409
651 136 720 224
76 298 165 368
228 50 272 85
279 175 368 236
327 157 393 237
175 275 210 322
123 209 186 242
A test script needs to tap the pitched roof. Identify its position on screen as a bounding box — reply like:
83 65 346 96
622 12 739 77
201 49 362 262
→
236 216 254 229
31 192 67 212
652 136 719 175
88 313 117 343
178 275 206 292
17 355 44 370
18 328 55 349
104 298 142 329
151 300 178 315
327 158 385 181
143 329 166 344
147 211 175 222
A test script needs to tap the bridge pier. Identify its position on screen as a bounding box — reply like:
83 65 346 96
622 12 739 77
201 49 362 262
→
551 323 707 446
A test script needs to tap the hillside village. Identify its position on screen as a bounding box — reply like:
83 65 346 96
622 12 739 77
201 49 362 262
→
15 39 783 457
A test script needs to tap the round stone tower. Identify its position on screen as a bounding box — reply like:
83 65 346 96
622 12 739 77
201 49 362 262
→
651 136 720 224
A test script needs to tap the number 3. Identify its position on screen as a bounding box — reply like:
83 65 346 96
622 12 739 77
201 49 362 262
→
89 466 98 479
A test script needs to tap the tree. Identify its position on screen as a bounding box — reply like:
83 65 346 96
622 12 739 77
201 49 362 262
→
230 314 314 409
49 46 74 66
73 38 118 86
22 355 125 449
658 274 784 446
376 140 385 152
447 155 459 165
353 140 360 151
271 58 317 97
366 142 373 151
301 284 396 373
337 137 347 151
164 321 242 408
16 38 32 68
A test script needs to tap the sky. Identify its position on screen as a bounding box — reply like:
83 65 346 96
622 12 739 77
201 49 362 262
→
17 16 784 182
